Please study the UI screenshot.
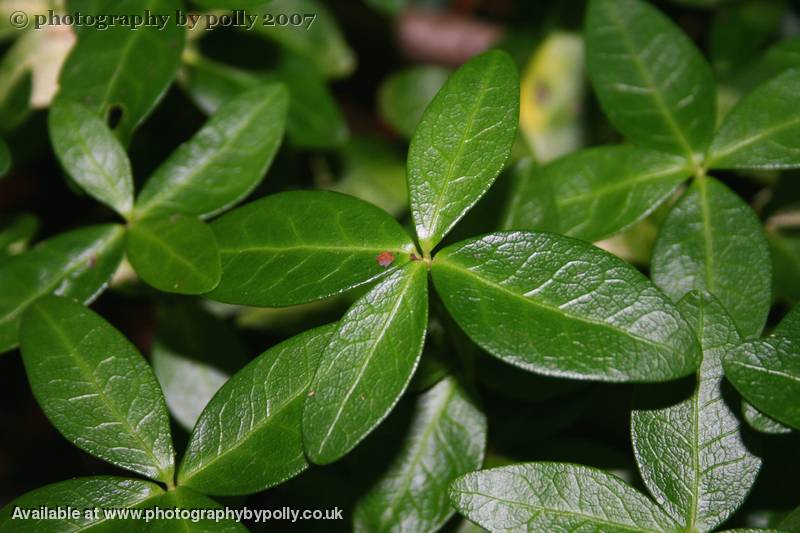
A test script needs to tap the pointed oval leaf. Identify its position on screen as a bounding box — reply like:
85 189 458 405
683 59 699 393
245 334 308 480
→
742 401 792 435
432 231 699 382
126 215 221 295
0 224 125 354
20 296 175 483
0 477 163 532
585 0 716 161
303 262 429 464
724 305 800 429
151 301 248 431
708 68 800 170
354 376 486 533
178 324 335 495
135 84 288 220
57 0 185 144
652 176 771 339
408 49 519 253
544 145 691 242
49 99 134 217
631 291 761 531
207 190 416 307
501 158 560 233
141 487 247 532
449 463 679 532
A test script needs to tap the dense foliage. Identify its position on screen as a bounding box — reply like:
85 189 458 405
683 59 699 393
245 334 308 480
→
0 0 799 531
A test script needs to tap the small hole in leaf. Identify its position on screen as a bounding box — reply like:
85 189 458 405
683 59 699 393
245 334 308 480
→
106 105 124 129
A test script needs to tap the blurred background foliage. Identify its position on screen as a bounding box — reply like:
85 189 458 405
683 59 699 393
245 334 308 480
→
1 0 799 530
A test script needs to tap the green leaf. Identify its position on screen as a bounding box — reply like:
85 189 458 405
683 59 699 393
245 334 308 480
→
135 83 288 220
378 65 449 139
354 376 486 532
585 0 716 161
141 487 247 532
251 0 355 79
48 99 134 217
742 401 792 435
652 176 771 339
0 224 125 354
449 462 679 532
407 49 519 254
724 305 800 430
126 215 221 295
770 230 800 305
631 291 761 531
208 190 416 307
178 324 334 495
432 231 699 382
0 476 164 532
151 300 248 431
0 136 9 177
19 296 175 483
779 506 800 533
303 262 428 464
707 68 800 170
737 36 800 94
543 145 690 242
0 212 38 258
57 0 185 144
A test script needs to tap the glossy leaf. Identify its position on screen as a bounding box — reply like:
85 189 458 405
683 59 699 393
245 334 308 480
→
724 305 800 429
49 99 133 217
179 324 335 495
57 0 185 144
378 65 449 139
742 401 792 435
407 50 519 253
135 83 288 220
0 224 125 354
652 176 771 339
151 301 248 431
251 0 355 79
544 145 690 242
19 296 175 483
354 377 487 532
432 231 699 382
708 68 800 170
0 477 163 532
631 291 761 531
208 190 416 307
303 262 428 464
585 0 716 161
449 463 679 532
126 215 221 295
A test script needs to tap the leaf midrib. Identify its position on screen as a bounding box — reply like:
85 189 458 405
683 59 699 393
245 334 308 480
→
556 163 688 206
453 488 665 532
314 265 420 456
135 89 279 218
419 54 501 249
0 227 123 329
603 2 697 162
377 381 457 527
435 257 682 358
32 304 171 481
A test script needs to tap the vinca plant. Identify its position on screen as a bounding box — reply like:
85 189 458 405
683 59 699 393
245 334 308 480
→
0 0 799 531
